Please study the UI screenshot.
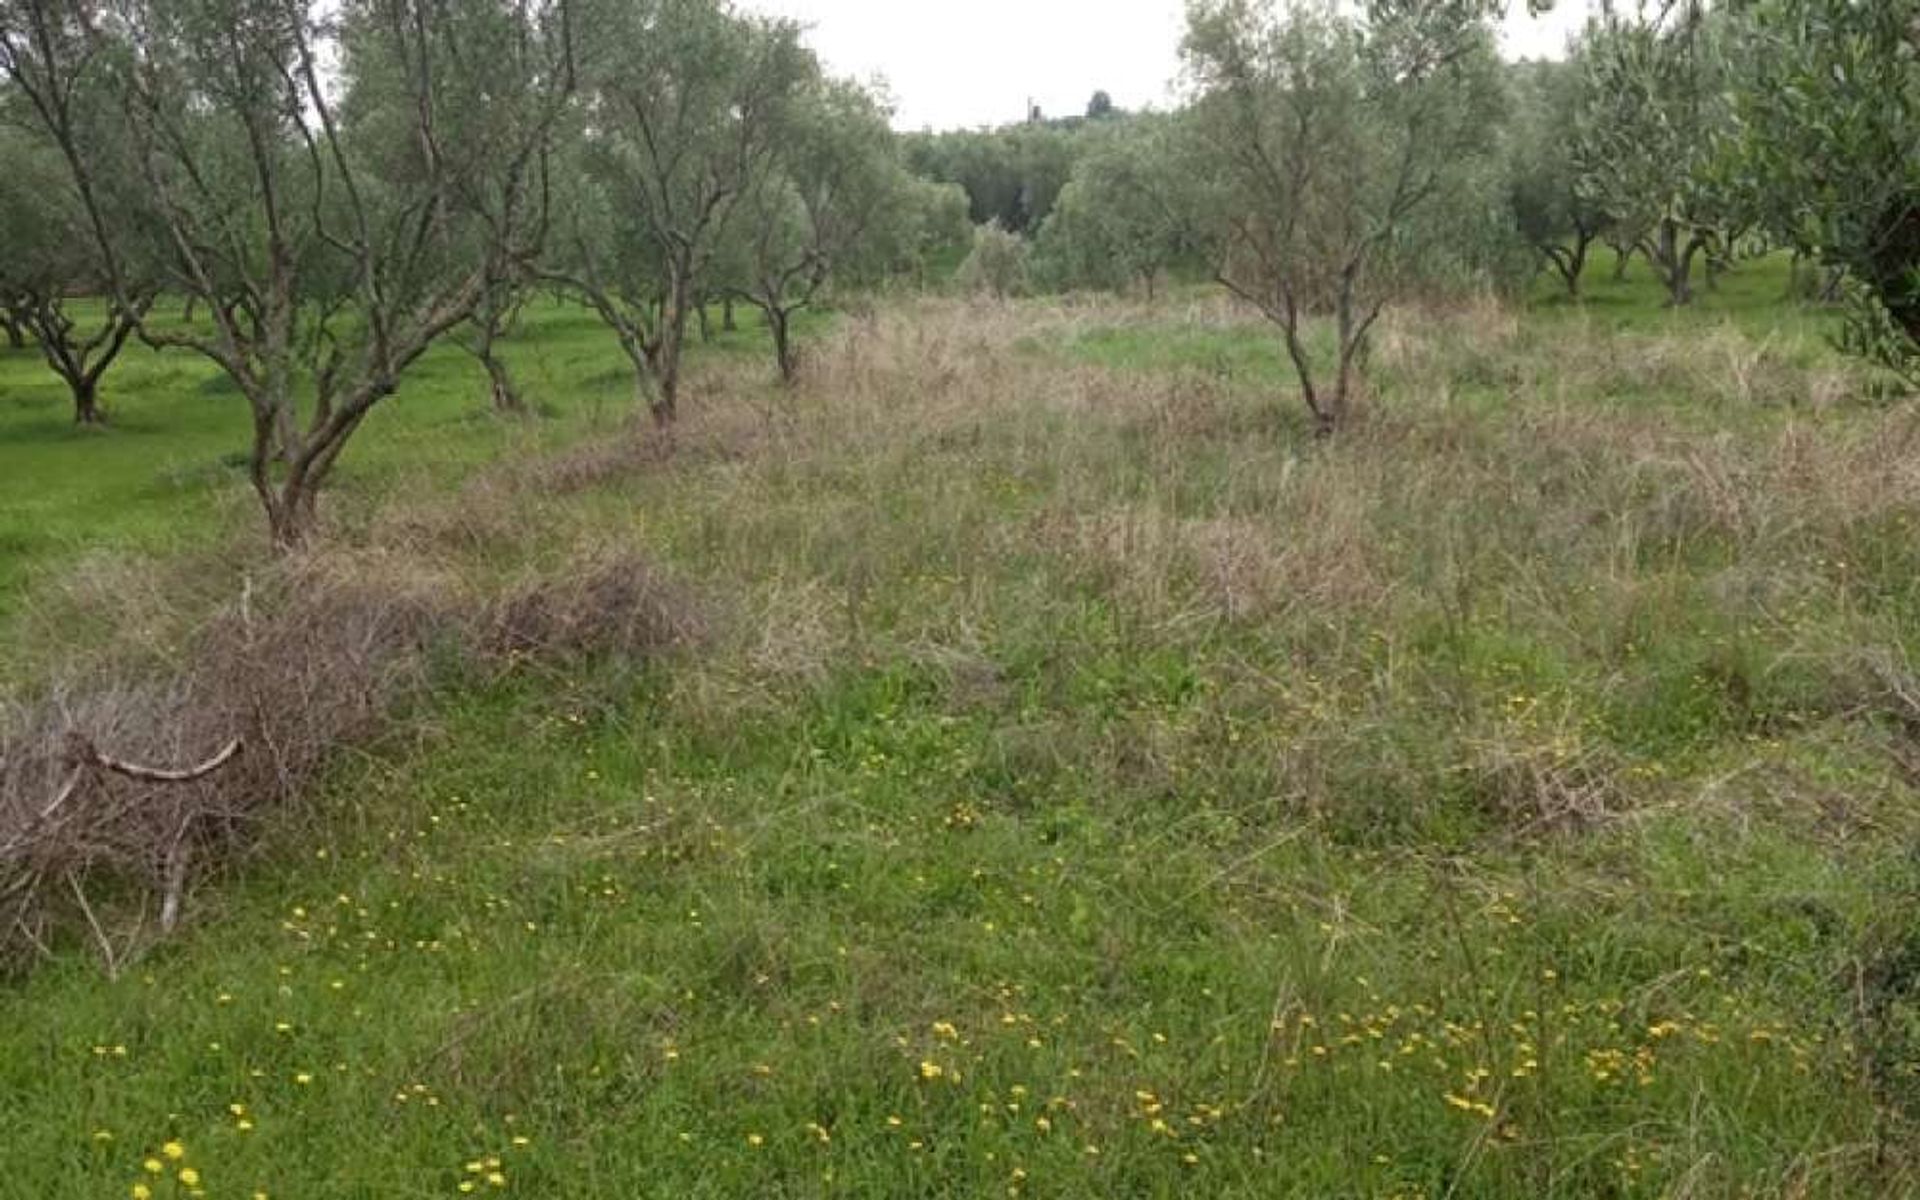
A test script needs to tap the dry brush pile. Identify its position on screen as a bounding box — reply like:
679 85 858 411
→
0 537 702 974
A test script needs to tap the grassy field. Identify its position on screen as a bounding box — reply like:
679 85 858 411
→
3 258 1918 1198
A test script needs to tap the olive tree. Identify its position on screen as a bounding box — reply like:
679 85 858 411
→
1181 0 1510 436
335 0 570 423
897 176 972 288
0 123 150 423
957 221 1030 299
1 0 576 544
1727 0 1919 377
551 0 812 424
1506 58 1611 297
1573 1 1735 307
727 77 905 383
1035 117 1194 298
461 282 527 414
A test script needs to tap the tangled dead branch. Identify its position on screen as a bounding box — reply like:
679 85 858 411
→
0 547 702 975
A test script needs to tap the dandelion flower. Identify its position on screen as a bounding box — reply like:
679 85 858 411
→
161 1143 187 1161
178 1168 201 1187
131 1187 152 1200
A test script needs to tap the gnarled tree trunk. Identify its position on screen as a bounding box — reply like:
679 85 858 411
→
21 296 145 427
469 308 523 414
1867 203 1920 346
484 353 521 414
71 376 102 425
1645 219 1706 307
769 307 798 384
1545 225 1598 298
1609 238 1636 281
651 269 694 426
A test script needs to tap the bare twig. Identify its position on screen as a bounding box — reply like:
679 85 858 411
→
65 870 117 978
62 732 244 785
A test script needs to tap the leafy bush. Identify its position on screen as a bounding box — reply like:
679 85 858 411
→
957 222 1031 300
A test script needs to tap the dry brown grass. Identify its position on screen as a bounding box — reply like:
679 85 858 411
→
659 294 1914 659
489 549 706 659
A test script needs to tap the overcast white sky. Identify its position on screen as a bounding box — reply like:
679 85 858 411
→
741 1 1600 131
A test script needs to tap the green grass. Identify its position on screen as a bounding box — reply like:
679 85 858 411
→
1527 247 1844 346
4 674 1900 1197
2 280 1918 1198
0 299 807 620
